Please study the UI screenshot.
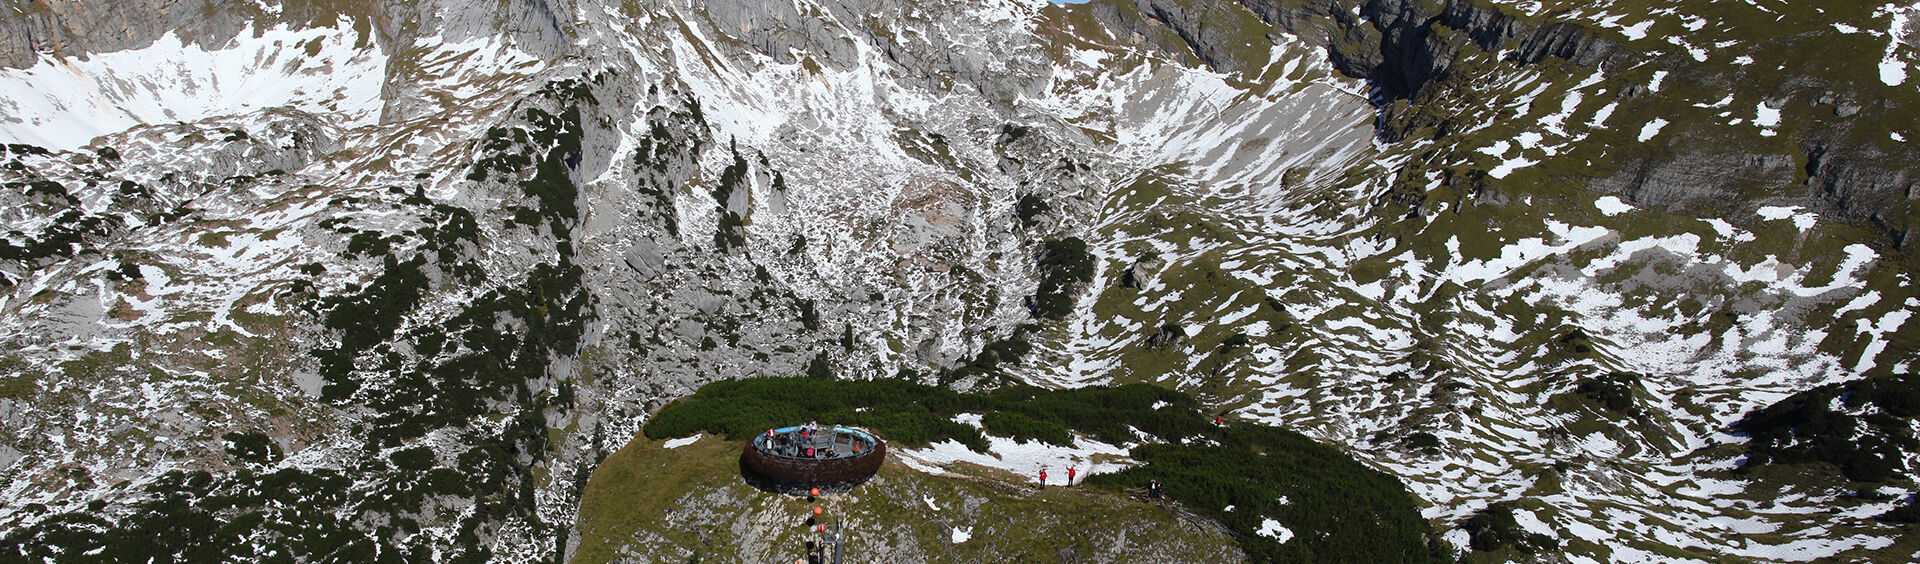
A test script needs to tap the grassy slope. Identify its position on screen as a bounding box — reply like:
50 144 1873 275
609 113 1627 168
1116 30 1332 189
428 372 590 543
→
570 434 1242 564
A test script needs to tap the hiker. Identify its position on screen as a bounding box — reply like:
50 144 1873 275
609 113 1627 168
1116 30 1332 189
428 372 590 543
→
1039 468 1048 488
1067 467 1076 486
1148 479 1162 500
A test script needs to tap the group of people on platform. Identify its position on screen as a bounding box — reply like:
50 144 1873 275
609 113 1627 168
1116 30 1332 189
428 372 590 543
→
763 422 866 460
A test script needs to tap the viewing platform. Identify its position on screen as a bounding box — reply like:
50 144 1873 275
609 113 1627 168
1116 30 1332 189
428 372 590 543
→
742 424 886 486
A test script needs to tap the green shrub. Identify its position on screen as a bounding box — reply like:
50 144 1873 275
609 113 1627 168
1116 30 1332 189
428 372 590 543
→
1091 423 1445 563
714 211 746 251
315 254 428 400
981 410 1073 446
1406 431 1443 454
1032 237 1095 320
1556 329 1595 355
1218 333 1251 351
221 432 280 464
1016 194 1050 225
799 299 820 330
390 447 436 473
1737 373 1920 482
1462 502 1556 553
806 352 834 379
1576 372 1639 413
1882 496 1920 523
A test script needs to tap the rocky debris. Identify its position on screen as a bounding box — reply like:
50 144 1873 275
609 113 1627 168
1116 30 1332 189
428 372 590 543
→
1814 91 1866 118
1801 141 1920 248
1589 151 1798 212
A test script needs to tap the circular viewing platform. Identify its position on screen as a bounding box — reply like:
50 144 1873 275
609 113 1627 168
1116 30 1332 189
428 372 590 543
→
742 424 886 486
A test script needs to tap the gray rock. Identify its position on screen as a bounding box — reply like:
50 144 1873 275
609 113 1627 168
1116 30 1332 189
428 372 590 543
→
724 180 752 217
672 319 704 345
623 239 668 281
1147 322 1187 348
1474 184 1509 206
694 291 727 315
1121 255 1166 290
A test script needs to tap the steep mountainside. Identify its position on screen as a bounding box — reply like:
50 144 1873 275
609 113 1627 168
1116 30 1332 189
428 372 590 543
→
1 0 1917 562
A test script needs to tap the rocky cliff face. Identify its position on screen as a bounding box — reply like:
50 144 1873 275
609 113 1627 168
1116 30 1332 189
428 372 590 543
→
1 0 1918 562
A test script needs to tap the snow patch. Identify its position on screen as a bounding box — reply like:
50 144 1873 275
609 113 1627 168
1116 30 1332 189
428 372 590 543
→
1755 102 1781 136
1757 206 1819 232
1488 156 1537 179
663 434 703 449
894 430 1136 483
1257 518 1295 543
1879 4 1916 86
1620 20 1655 41
1881 55 1910 87
1638 118 1668 142
1594 196 1634 216
1589 102 1618 128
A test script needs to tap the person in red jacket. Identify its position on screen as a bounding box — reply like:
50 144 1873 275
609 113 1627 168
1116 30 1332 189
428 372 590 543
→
1039 467 1048 488
1066 466 1077 486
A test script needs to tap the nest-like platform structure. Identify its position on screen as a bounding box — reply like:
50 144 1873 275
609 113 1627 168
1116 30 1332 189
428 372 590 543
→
741 425 886 485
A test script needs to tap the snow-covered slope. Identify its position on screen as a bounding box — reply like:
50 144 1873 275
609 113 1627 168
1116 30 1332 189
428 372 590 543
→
0 24 386 151
1 0 1917 562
